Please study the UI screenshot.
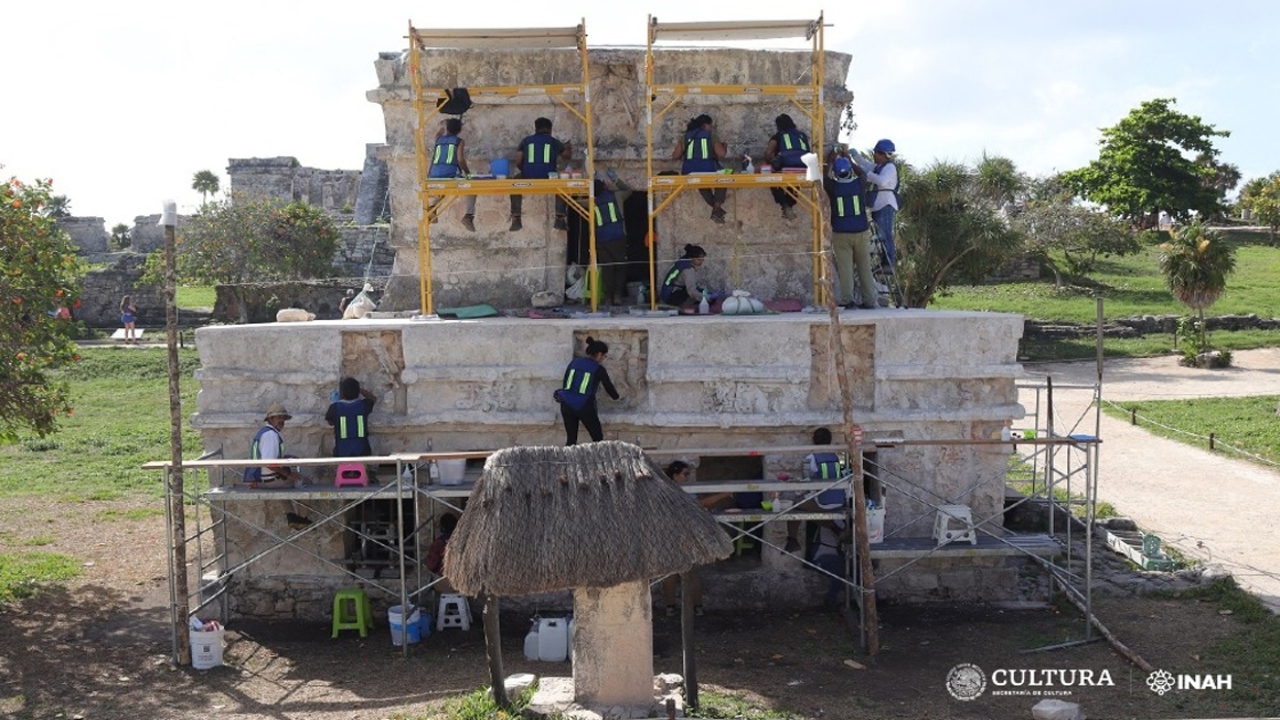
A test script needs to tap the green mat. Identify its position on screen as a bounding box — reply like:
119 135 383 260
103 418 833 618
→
437 304 499 319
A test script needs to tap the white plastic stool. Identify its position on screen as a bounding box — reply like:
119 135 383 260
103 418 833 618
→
933 504 977 546
437 593 472 631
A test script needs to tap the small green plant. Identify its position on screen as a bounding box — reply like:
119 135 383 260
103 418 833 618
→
1174 316 1232 367
434 685 538 720
20 438 60 452
0 551 82 601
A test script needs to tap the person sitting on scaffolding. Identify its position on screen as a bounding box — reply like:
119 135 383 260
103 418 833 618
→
245 403 305 489
508 117 573 232
670 114 728 224
764 113 811 221
325 377 378 458
427 117 478 231
782 427 848 553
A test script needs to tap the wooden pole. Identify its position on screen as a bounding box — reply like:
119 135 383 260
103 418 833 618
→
162 203 190 666
681 569 699 708
483 592 509 708
815 181 879 654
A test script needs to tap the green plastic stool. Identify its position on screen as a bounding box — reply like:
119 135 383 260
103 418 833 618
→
332 588 373 638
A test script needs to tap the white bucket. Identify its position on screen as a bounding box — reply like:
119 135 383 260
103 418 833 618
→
538 617 568 662
389 604 422 646
437 459 467 486
190 628 224 669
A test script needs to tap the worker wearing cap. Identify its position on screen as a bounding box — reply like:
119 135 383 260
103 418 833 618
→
246 403 304 488
854 139 900 268
824 148 877 309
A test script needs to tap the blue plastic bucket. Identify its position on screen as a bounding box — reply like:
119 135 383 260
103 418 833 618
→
490 158 510 177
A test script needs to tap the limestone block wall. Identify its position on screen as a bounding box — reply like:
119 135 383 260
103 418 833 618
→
365 46 855 311
227 157 362 213
193 311 1024 617
78 253 165 327
58 217 108 254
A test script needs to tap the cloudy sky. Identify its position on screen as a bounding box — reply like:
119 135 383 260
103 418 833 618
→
2 0 1276 227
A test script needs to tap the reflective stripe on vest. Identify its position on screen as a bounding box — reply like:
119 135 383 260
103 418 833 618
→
835 194 862 219
337 415 366 440
564 367 593 395
686 137 710 160
433 144 455 166
527 142 552 164
595 200 619 227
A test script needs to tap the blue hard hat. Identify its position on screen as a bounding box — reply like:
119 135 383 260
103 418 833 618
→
874 139 896 155
832 156 855 181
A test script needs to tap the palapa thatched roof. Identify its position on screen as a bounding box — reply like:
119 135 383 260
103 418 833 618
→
444 441 733 597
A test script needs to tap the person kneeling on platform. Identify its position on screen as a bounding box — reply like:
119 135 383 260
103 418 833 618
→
246 403 305 488
660 244 720 314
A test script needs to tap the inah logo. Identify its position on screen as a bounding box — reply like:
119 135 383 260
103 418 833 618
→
1147 669 1175 696
946 663 987 701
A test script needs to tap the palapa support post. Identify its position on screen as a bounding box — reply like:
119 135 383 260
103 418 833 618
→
161 200 190 666
681 569 698 709
483 592 509 708
816 183 880 655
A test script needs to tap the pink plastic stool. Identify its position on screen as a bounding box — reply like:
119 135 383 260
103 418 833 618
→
334 463 369 488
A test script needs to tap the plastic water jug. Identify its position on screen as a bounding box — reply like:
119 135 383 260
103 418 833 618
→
523 623 540 660
538 618 568 662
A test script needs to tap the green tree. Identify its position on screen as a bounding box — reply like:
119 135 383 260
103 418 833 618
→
191 170 221 206
896 155 1025 307
1238 172 1280 242
44 194 71 218
1062 98 1230 228
1 176 85 441
1158 221 1237 355
109 223 132 251
1011 175 1138 286
152 194 340 322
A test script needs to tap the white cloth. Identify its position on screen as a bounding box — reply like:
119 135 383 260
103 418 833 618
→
855 156 899 211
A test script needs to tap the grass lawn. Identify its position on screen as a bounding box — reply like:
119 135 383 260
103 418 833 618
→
1101 395 1280 468
175 284 216 310
932 234 1280 322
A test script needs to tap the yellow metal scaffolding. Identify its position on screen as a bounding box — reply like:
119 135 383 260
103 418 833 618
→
643 16 828 309
408 21 599 314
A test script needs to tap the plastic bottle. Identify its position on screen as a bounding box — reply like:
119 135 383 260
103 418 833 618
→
741 154 754 174
636 283 648 306
698 295 710 315
402 465 414 484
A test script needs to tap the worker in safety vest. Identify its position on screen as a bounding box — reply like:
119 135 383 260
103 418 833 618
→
594 171 634 305
427 117 478 231
765 113 811 220
509 117 574 232
553 336 622 445
854 138 901 268
824 150 878 309
246 403 304 488
325 377 378 457
670 114 728 223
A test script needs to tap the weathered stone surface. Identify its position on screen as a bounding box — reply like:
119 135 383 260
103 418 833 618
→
367 46 854 311
78 253 165 327
58 216 108 254
1031 698 1084 720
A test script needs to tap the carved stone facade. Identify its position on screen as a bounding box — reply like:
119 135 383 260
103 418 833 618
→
365 47 855 311
227 157 361 213
193 310 1025 618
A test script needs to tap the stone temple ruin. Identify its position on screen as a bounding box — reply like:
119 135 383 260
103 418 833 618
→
176 19 1072 653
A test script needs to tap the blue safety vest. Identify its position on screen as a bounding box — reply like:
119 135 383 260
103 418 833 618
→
659 258 694 302
813 451 847 507
681 129 719 174
559 356 602 411
332 399 372 457
829 177 870 233
594 191 626 242
776 129 810 168
429 135 462 178
247 425 284 481
520 133 559 179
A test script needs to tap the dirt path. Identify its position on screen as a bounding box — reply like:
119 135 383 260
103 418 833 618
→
1021 348 1280 613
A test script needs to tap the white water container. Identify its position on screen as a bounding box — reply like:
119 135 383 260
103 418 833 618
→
437 459 466 486
523 623 540 660
538 617 568 662
190 628 224 669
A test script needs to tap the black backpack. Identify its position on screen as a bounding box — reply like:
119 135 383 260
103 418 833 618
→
437 87 472 116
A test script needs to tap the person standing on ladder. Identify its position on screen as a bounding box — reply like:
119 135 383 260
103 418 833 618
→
855 139 900 269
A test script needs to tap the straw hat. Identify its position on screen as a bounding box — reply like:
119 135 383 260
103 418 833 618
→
264 403 293 420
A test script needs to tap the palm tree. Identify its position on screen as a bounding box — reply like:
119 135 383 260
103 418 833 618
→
109 223 132 250
1158 221 1236 354
192 170 221 206
45 195 71 218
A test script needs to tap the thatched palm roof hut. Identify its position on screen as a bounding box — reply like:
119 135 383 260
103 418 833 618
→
445 441 732 708
446 441 732 596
